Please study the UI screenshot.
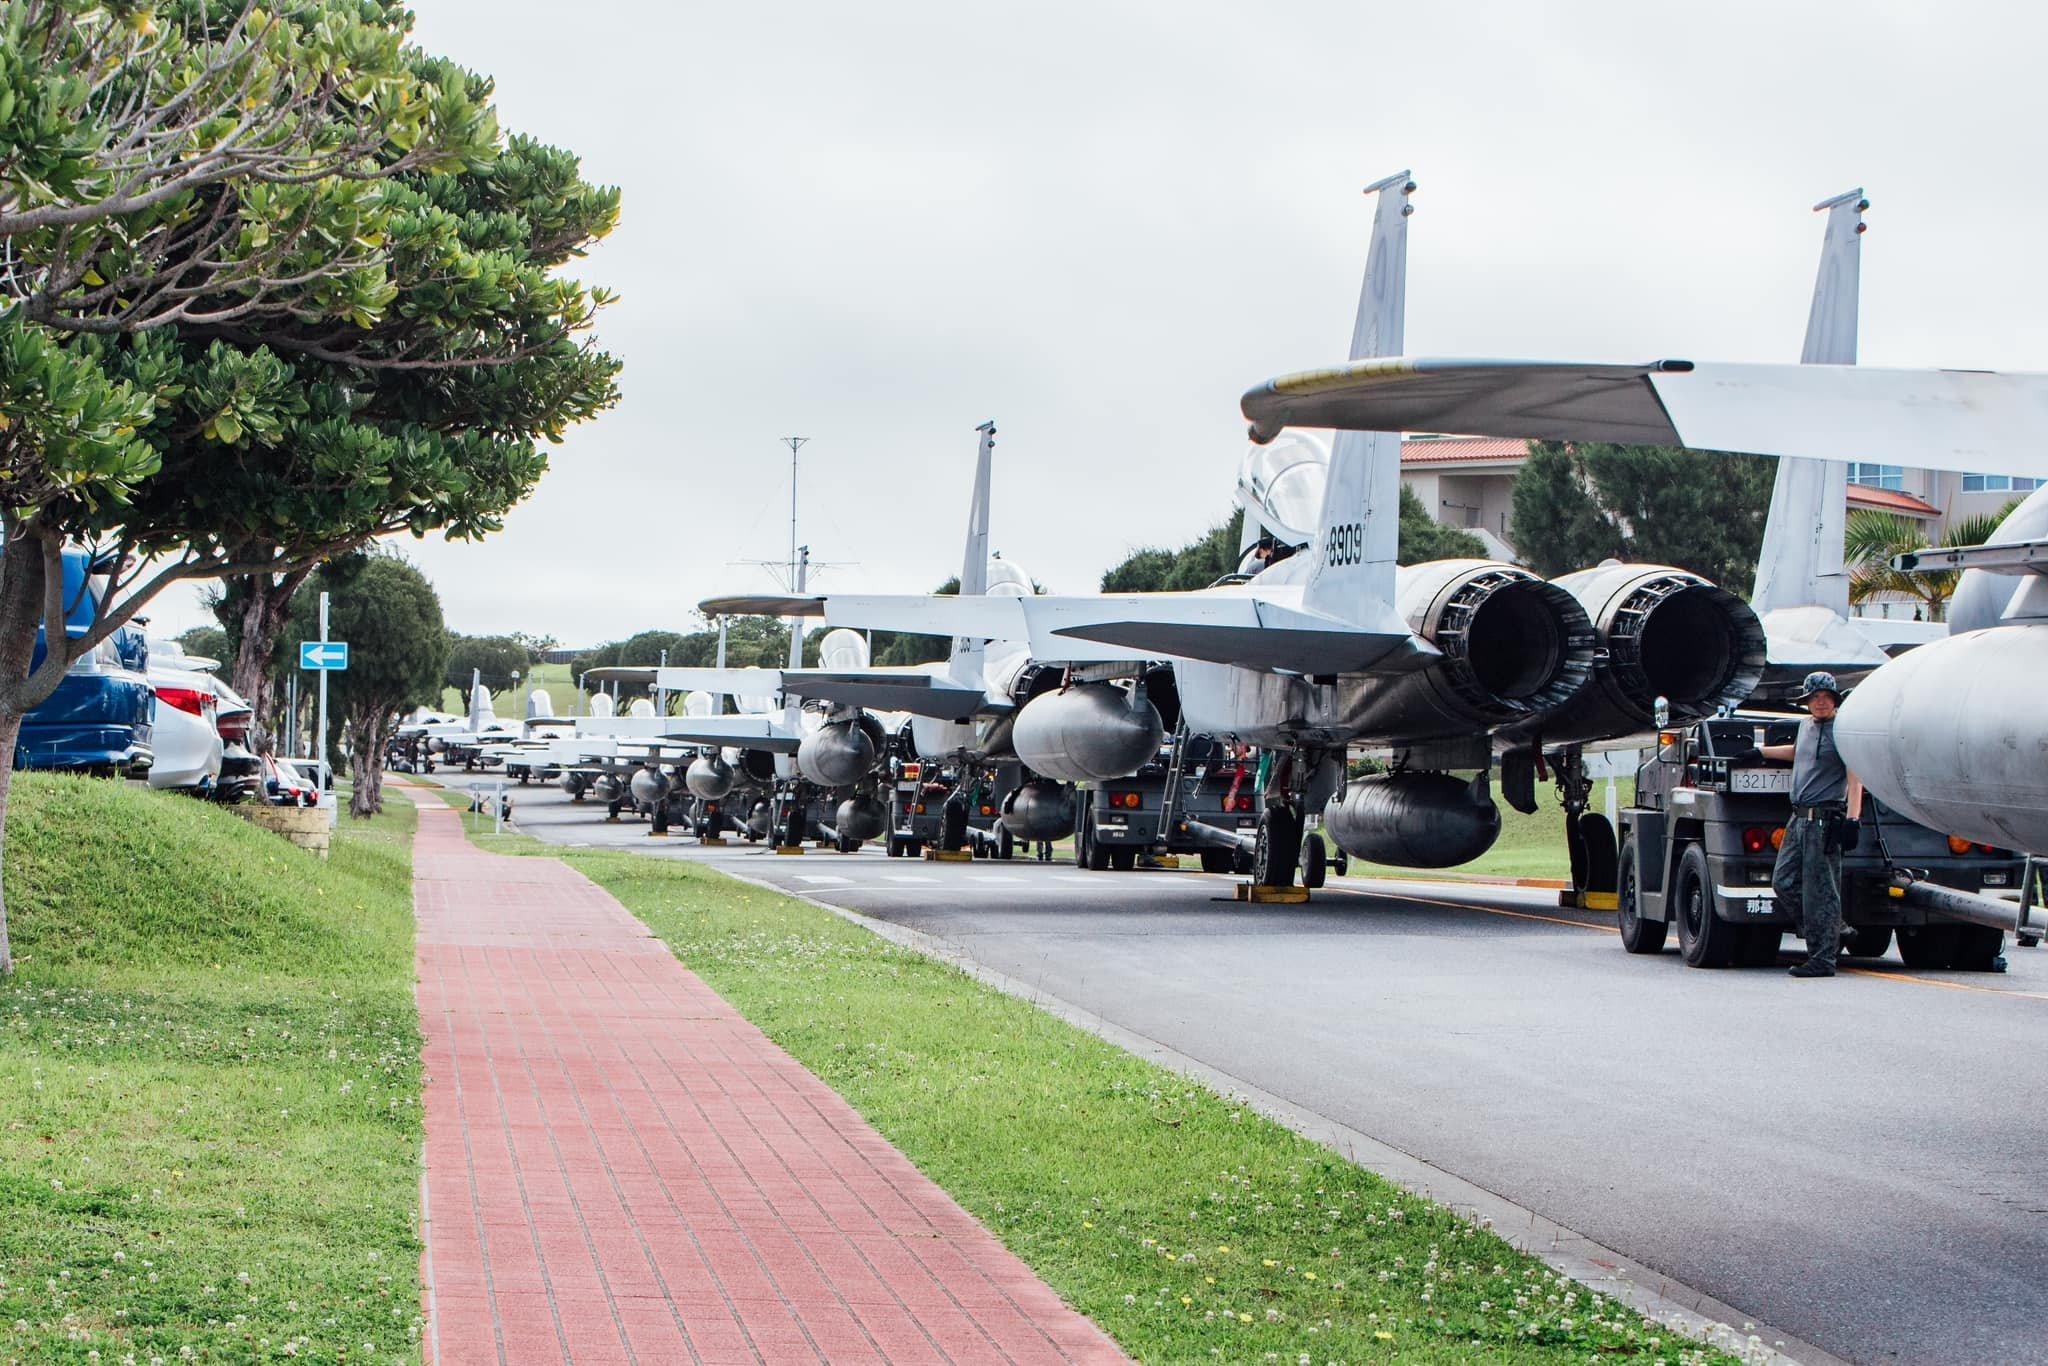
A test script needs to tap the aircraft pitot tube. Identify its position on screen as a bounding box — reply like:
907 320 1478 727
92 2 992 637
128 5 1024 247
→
685 753 736 800
1340 559 1597 739
1323 771 1501 868
833 796 889 844
1002 779 1076 842
1515 563 1767 744
1010 681 1165 785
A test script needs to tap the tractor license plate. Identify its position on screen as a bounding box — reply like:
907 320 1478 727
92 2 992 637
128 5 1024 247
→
1729 768 1792 794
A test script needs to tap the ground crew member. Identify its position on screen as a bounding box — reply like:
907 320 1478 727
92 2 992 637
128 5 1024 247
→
1748 671 1863 977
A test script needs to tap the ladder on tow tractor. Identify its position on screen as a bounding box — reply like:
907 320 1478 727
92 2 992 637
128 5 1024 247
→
1154 717 1192 851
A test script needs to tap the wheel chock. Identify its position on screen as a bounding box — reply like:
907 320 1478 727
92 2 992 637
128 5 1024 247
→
699 836 727 846
924 848 974 862
1557 890 1619 911
1236 882 1310 904
646 830 669 838
772 846 805 856
1141 855 1183 871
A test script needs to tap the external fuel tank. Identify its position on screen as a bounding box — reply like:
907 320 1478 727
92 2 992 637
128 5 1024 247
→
1011 681 1164 784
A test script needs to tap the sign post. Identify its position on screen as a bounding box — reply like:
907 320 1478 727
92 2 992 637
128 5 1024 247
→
298 607 348 779
317 592 329 778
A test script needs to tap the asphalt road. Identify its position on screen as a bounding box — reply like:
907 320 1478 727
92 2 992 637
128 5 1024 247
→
449 776 2048 1366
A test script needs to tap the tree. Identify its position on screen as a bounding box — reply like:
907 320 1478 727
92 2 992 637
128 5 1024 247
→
1845 503 2018 623
446 632 530 692
175 624 229 663
1396 486 1487 564
1097 496 1484 593
1509 441 1778 594
0 6 618 973
285 551 445 817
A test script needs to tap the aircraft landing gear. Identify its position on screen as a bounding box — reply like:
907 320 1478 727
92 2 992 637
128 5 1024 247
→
1557 749 1618 903
1253 801 1303 888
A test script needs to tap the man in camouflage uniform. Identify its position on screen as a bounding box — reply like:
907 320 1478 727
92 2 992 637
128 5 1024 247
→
1753 671 1864 978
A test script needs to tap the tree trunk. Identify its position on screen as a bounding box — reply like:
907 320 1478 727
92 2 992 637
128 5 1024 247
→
0 545 49 977
350 713 387 818
230 566 313 753
0 711 21 975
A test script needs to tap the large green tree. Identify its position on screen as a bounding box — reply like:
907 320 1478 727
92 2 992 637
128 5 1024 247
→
446 632 531 693
1509 442 1778 594
1844 503 2018 623
0 3 617 973
285 551 445 817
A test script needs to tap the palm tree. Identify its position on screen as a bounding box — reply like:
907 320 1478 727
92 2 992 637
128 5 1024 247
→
1845 500 2020 622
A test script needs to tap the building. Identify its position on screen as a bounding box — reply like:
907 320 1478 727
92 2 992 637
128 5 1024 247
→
1397 436 2037 618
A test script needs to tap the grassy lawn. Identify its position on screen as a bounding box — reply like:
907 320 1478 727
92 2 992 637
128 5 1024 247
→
0 776 423 1364
448 806 1727 1364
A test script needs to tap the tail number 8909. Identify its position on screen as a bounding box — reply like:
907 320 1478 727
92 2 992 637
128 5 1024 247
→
1323 523 1364 567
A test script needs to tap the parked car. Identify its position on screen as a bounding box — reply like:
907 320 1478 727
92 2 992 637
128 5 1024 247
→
145 641 224 794
262 753 319 807
212 678 263 804
14 549 153 777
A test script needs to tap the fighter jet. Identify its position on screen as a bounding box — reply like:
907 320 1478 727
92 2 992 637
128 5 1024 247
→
1238 229 2048 856
747 174 1610 886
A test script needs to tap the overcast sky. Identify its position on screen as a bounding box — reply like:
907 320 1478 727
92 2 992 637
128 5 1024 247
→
147 0 2048 647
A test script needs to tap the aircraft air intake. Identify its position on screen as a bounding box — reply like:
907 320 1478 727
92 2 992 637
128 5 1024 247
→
1523 564 1768 744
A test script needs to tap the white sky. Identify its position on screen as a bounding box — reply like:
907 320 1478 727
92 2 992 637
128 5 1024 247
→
147 0 2048 646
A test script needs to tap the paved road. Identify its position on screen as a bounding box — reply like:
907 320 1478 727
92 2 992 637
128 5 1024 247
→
452 776 2048 1366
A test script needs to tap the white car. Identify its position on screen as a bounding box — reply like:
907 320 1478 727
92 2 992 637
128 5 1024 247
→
145 641 223 793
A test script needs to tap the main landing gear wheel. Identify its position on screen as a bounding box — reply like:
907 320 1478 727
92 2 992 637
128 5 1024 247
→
997 826 1015 861
1674 843 1738 968
1299 832 1327 889
941 798 970 853
1615 838 1668 955
1576 813 1619 894
1253 804 1303 888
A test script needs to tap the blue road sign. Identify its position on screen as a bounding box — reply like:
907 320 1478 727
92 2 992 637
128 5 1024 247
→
300 641 349 671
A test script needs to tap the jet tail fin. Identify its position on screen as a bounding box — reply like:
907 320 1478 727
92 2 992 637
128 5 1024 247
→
1302 171 1413 625
948 422 997 688
1751 189 1865 617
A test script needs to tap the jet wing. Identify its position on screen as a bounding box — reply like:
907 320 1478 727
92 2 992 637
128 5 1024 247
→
1242 357 2048 481
581 666 659 687
649 665 991 720
648 715 804 753
699 594 827 617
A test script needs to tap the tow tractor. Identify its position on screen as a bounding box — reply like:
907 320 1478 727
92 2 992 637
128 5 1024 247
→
1617 708 2030 969
1074 730 1278 875
884 756 1018 858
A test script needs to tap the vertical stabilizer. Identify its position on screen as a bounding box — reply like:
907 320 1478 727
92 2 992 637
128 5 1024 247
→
948 423 997 687
1302 171 1412 624
467 669 489 732
1751 189 1864 616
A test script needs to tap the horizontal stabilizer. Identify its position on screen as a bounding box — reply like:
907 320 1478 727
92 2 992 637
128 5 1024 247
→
580 666 658 686
1893 539 2048 576
1031 594 1432 675
648 665 993 720
1243 357 2048 482
699 594 828 617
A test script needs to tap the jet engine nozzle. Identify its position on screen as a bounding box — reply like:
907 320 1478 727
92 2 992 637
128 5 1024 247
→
1011 681 1165 784
685 753 735 800
833 796 888 843
1002 779 1076 842
1323 771 1501 868
797 719 877 788
629 766 672 807
1521 564 1766 745
1348 560 1597 739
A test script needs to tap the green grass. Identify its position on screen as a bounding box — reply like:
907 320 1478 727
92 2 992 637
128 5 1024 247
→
0 776 424 1363
439 660 576 719
454 816 1726 1364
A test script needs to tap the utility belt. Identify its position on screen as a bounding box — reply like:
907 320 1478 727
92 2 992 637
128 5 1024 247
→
1791 803 1846 822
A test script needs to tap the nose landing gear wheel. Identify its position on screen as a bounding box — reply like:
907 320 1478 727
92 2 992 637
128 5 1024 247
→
1299 832 1327 889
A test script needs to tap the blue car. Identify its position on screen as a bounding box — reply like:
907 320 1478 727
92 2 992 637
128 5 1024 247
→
12 549 153 776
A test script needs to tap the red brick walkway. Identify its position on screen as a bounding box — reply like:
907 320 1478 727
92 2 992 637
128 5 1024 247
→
410 798 1124 1365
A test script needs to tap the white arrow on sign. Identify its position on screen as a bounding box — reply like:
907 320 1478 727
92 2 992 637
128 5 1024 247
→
300 641 350 670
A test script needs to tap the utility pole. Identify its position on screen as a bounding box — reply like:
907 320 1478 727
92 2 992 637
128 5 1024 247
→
788 545 810 669
316 591 330 779
782 436 809 589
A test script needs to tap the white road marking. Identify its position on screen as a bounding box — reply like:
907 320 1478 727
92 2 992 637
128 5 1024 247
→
969 874 1025 884
793 874 852 886
882 875 937 885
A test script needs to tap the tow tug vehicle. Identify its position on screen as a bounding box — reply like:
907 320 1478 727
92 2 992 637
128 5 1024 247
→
1617 706 2029 969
